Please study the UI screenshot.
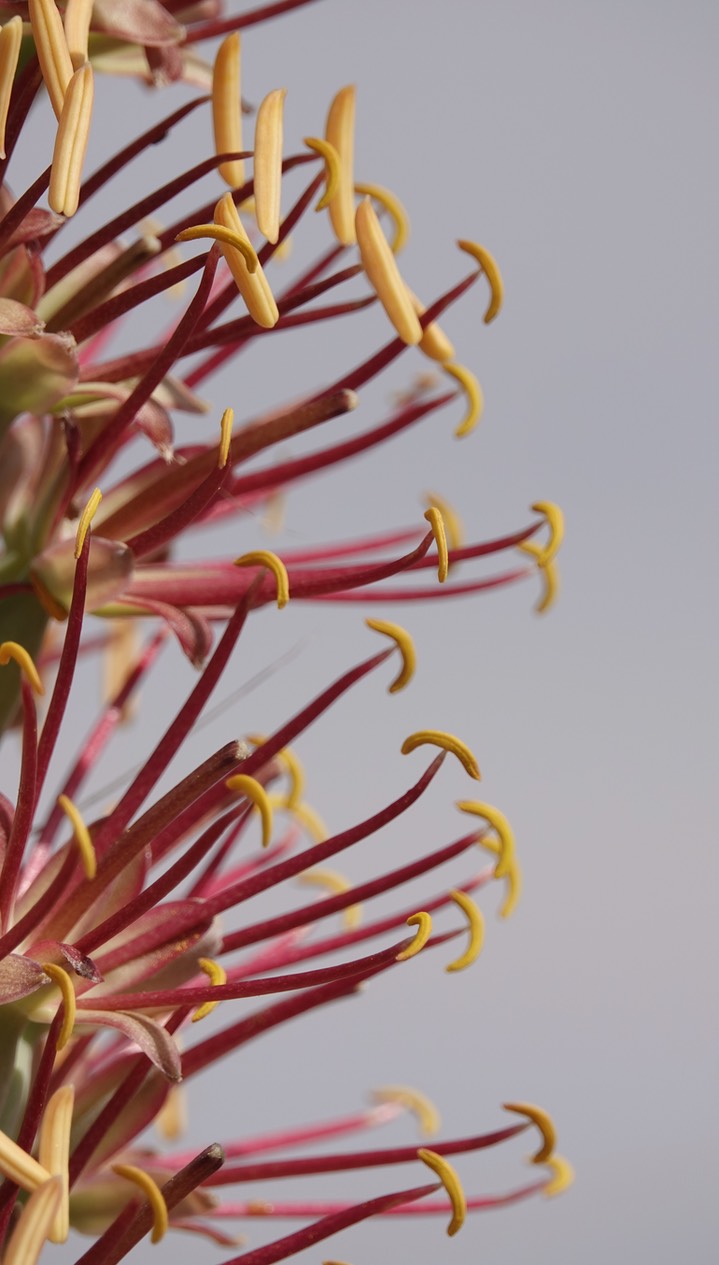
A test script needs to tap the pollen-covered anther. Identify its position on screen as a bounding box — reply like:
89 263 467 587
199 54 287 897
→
248 733 304 809
408 289 456 362
225 773 274 848
0 642 45 695
423 506 449 582
396 911 432 961
175 223 258 272
74 485 102 559
28 0 74 121
325 84 356 245
503 1102 557 1164
446 890 485 972
423 492 464 552
48 61 94 219
299 867 362 929
63 0 93 68
354 181 410 253
371 1085 441 1138
365 618 416 693
111 1164 169 1244
543 1153 575 1197
58 794 96 880
304 136 340 211
0 17 22 159
234 549 289 609
254 87 287 244
402 730 481 781
443 362 484 437
456 801 515 878
417 1149 467 1236
37 1086 73 1243
356 197 422 345
457 238 504 323
192 957 228 1023
214 193 279 328
519 500 565 565
41 963 76 1050
218 406 234 468
477 836 522 918
535 555 559 614
212 31 244 187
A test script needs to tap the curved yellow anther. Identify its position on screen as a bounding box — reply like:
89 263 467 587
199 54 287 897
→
58 794 96 880
304 137 340 211
457 238 504 324
4 1176 62 1265
325 84 356 245
111 1164 168 1244
225 774 273 848
519 501 564 565
423 506 449 582
41 964 75 1051
396 911 432 961
423 493 464 552
0 18 23 161
191 956 227 1023
417 1149 466 1236
543 1153 575 1198
443 362 484 438
175 222 258 272
234 549 289 609
254 87 286 244
37 1085 73 1243
48 61 94 219
214 193 279 328
402 731 480 781
28 0 74 121
407 289 456 363
354 181 410 253
535 556 559 614
212 31 243 187
0 642 44 696
371 1085 440 1138
456 801 515 877
355 197 422 345
247 734 304 809
218 406 233 469
365 618 416 693
503 1102 556 1164
445 890 485 972
288 799 328 843
299 867 362 929
477 836 522 918
74 486 102 559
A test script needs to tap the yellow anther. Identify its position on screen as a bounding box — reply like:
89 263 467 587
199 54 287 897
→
247 734 304 809
396 911 432 961
63 0 92 67
503 1102 556 1164
212 31 244 187
325 84 356 245
0 1130 52 1192
455 801 515 877
457 238 504 324
423 506 449 582
37 1085 73 1243
477 836 522 918
543 1153 575 1198
0 642 44 696
519 501 564 565
304 137 340 211
417 1149 466 1236
299 867 362 929
288 799 328 843
214 193 279 328
0 18 22 160
74 486 102 558
423 492 464 552
48 61 94 219
191 956 227 1023
155 1084 187 1141
535 556 559 614
225 773 273 848
175 223 258 272
371 1086 440 1138
41 963 75 1051
58 794 96 880
254 87 286 245
354 181 410 253
365 618 416 693
4 1176 62 1265
407 289 456 363
402 730 480 781
443 362 484 437
218 406 233 468
445 890 485 972
28 0 74 121
111 1165 168 1244
234 549 289 609
355 197 422 345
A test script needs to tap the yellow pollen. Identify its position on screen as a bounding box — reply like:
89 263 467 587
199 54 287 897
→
218 406 234 468
445 890 485 972
0 18 22 160
299 867 362 929
247 734 304 809
304 136 340 211
254 87 287 245
37 1085 73 1243
457 238 504 323
477 836 522 918
417 1149 466 1235
423 506 449 582
443 362 483 437
396 911 432 961
402 730 480 781
355 197 422 345
0 642 44 695
214 193 279 328
354 181 410 253
371 1085 441 1138
111 1164 169 1244
543 1153 575 1197
456 801 515 878
423 492 464 552
63 0 93 68
212 31 244 187
325 84 356 245
175 223 258 271
74 485 102 558
41 963 75 1050
58 794 96 880
503 1102 557 1163
234 549 289 608
0 1130 52 1192
533 555 559 614
407 289 456 362
365 618 416 693
192 956 227 1023
225 773 273 847
48 61 94 219
4 1176 63 1265
519 501 565 565
28 0 74 121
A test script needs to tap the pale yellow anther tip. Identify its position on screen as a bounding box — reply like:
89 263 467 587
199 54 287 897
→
74 486 102 558
457 239 504 323
445 890 485 972
477 842 522 918
63 0 93 68
543 1153 575 1198
0 642 44 696
58 794 96 880
175 223 258 272
0 1129 52 1194
28 0 74 122
41 963 75 1051
37 1085 74 1243
355 196 422 345
111 1165 168 1244
0 18 23 161
48 61 95 219
503 1102 557 1164
218 406 233 468
234 550 289 608
212 31 244 188
325 84 356 245
417 1149 466 1236
3 1176 62 1265
299 867 361 929
225 774 273 847
304 136 340 210
396 911 432 961
402 730 480 781
214 193 279 328
535 557 559 614
423 506 449 582
365 618 416 692
443 362 484 437
371 1086 440 1138
408 289 456 363
254 87 287 244
354 181 410 253
191 956 227 1023
521 501 565 565
455 802 515 877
